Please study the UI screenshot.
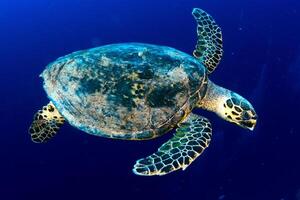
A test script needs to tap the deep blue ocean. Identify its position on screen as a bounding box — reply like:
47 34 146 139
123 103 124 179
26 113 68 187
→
1 0 300 199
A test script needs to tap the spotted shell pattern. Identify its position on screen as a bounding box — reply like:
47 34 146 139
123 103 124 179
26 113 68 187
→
41 43 208 140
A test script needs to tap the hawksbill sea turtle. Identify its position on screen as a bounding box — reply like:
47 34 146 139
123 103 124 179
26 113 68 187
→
29 8 257 176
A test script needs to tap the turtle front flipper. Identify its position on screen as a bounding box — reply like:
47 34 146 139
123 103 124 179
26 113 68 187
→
29 102 65 143
192 8 223 74
133 114 212 176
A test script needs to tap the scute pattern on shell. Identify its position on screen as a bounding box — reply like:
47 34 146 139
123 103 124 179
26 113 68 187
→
41 43 207 140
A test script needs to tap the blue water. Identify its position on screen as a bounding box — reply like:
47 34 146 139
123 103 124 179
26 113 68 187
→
1 0 300 199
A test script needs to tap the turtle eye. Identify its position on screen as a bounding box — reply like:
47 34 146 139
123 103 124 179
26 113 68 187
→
242 111 250 120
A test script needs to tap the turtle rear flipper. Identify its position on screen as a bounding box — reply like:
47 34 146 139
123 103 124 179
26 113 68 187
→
29 102 65 143
192 8 223 74
133 114 212 176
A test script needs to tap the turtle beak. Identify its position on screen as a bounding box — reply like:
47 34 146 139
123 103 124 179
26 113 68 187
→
239 114 258 131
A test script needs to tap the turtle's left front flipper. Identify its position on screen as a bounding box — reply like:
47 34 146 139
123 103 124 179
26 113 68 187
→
29 102 65 143
133 114 212 176
192 8 223 74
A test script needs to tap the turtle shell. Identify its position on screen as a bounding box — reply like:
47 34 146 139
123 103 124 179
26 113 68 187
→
41 43 207 140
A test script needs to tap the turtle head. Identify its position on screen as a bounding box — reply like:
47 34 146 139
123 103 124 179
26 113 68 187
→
221 92 257 131
198 80 257 131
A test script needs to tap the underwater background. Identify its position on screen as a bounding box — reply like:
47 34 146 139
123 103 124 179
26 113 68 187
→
1 0 300 199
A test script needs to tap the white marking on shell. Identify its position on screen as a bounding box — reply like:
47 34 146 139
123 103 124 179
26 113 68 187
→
100 56 112 67
138 51 143 57
167 65 188 81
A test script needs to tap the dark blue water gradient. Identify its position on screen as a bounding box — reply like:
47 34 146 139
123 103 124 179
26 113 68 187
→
1 0 300 199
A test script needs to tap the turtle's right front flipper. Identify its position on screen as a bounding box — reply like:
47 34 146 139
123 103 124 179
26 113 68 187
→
133 114 212 176
29 102 65 143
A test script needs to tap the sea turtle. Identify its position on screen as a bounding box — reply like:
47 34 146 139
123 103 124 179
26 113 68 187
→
29 8 257 176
